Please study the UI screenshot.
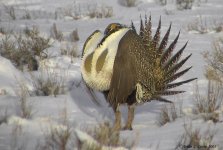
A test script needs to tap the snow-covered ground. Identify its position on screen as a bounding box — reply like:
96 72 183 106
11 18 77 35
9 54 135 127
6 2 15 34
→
0 0 223 149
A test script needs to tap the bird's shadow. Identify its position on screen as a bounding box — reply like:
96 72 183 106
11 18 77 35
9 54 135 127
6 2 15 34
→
69 81 115 123
135 101 164 114
70 79 164 125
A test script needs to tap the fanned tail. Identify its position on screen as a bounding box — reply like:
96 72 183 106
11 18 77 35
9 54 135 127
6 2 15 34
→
152 17 161 50
165 78 197 89
152 96 173 103
131 21 137 33
158 23 171 54
145 15 152 43
164 66 192 83
140 15 144 37
166 54 192 76
163 42 188 70
161 31 180 64
139 15 196 102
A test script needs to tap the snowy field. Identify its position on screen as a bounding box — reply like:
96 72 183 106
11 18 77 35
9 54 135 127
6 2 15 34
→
0 0 223 149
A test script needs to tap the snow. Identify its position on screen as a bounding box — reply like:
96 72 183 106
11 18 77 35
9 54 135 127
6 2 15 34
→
75 129 129 150
0 0 223 149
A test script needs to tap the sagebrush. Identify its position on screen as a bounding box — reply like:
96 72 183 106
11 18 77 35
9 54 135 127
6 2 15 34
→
0 26 51 71
157 103 183 126
175 123 216 150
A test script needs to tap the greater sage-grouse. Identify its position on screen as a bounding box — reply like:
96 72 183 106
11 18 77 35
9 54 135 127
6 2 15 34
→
81 16 196 130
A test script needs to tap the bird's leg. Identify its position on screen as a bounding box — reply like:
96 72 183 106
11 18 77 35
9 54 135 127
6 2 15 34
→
113 105 121 131
123 105 135 130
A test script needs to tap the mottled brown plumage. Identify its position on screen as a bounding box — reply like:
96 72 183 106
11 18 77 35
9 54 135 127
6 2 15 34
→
81 16 196 130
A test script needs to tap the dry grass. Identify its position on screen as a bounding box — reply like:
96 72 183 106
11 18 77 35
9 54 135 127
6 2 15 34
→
60 43 78 63
30 69 67 97
176 0 194 10
193 81 222 123
158 0 208 7
158 0 167 6
187 16 223 34
69 29 79 42
175 123 216 150
62 3 113 19
212 19 223 32
0 26 51 71
37 104 74 150
203 38 223 79
77 122 136 149
50 23 64 41
0 35 16 58
187 16 208 34
118 0 138 7
22 10 32 20
0 27 13 35
0 109 8 125
23 26 51 59
40 125 71 150
62 5 77 19
87 5 113 19
4 5 16 20
195 37 223 123
157 103 183 126
15 81 33 119
88 122 122 147
10 121 27 150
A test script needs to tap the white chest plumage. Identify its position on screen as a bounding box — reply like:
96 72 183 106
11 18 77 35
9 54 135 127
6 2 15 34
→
81 31 103 89
81 28 130 91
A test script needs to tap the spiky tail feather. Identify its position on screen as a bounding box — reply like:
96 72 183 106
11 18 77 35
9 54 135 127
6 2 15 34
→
132 15 197 102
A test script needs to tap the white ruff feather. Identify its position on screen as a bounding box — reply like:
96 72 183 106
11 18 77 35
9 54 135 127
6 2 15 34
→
81 31 103 88
90 28 129 91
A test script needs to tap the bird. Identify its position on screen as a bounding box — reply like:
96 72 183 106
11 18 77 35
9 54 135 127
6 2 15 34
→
81 16 197 130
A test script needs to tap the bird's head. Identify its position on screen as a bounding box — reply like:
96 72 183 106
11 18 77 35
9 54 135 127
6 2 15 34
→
104 23 127 35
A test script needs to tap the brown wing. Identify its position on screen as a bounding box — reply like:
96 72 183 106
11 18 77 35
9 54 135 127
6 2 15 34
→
107 30 145 109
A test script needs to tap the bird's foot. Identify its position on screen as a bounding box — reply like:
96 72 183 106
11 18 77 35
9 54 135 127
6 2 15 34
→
122 125 133 130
